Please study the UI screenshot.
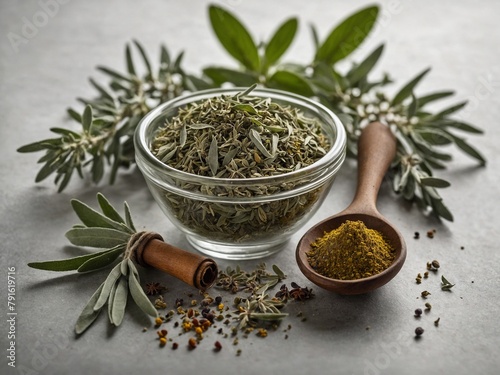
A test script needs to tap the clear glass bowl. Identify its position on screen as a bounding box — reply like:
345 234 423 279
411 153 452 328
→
134 88 346 260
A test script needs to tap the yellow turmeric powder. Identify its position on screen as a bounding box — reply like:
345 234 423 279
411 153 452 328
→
307 220 395 280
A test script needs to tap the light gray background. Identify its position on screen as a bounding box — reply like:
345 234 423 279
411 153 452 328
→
1 1 499 374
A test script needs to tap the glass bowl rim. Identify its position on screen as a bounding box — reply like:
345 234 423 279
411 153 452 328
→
134 87 347 186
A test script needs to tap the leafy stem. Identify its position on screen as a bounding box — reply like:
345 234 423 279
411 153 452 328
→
28 193 158 334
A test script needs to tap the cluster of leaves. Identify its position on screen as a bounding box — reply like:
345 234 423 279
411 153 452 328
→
28 193 158 334
18 4 485 220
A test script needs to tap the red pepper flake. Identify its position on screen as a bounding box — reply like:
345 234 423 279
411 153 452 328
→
214 341 222 352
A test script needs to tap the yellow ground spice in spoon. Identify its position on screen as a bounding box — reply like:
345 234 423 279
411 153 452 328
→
307 220 395 280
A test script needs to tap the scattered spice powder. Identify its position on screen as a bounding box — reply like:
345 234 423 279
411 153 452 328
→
307 220 395 280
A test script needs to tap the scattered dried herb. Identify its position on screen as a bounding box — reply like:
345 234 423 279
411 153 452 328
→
414 308 422 317
441 276 455 291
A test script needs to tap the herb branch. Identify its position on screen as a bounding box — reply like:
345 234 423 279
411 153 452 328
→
18 4 485 221
28 193 158 334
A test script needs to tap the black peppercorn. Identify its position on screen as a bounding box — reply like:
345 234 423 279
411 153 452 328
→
215 296 222 304
415 327 424 336
414 308 422 317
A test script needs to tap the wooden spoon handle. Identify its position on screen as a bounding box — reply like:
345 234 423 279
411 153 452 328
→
349 122 396 214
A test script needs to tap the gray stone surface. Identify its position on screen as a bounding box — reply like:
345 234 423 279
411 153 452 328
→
1 0 499 374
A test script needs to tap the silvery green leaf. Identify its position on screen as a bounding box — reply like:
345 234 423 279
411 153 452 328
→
272 264 286 279
264 18 298 69
432 198 454 221
125 44 136 76
94 263 122 311
129 272 158 317
208 5 260 71
268 70 314 97
111 277 128 326
75 283 104 335
132 40 153 78
234 103 258 115
432 101 468 119
71 198 130 232
446 133 486 165
208 136 219 176
28 247 119 272
441 275 455 290
248 312 288 321
77 244 125 273
315 5 379 64
65 227 130 248
346 44 384 85
420 177 451 188
249 129 273 158
188 123 215 130
392 68 431 106
179 125 187 148
222 147 239 167
408 94 418 118
120 257 129 276
203 67 258 87
89 78 114 103
124 202 137 232
271 134 279 157
91 156 104 184
97 193 126 224
127 259 140 279
417 91 455 107
96 66 133 83
82 105 93 133
107 281 117 325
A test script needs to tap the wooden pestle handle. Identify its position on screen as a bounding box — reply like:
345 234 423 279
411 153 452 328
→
348 122 396 214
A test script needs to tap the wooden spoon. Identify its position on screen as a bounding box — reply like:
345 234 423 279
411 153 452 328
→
296 122 407 295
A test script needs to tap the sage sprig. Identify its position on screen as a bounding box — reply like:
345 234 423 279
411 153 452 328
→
28 193 158 334
17 4 485 221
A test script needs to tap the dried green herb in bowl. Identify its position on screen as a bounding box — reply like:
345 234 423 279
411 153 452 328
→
134 86 346 259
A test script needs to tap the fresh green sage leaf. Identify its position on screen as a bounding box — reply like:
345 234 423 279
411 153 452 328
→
128 272 158 317
77 244 125 273
272 264 286 279
417 91 455 107
392 68 431 105
96 66 133 83
268 70 314 97
70 198 128 232
420 177 451 188
97 193 126 224
209 5 260 71
111 277 128 326
432 198 454 222
264 18 298 69
408 94 418 118
65 227 130 248
28 247 119 272
133 39 153 78
315 5 379 64
75 283 104 335
82 105 93 133
107 280 117 325
94 263 122 311
203 67 258 87
125 44 136 76
346 44 384 85
123 202 136 232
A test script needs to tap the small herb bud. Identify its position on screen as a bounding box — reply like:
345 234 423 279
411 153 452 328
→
425 302 432 310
